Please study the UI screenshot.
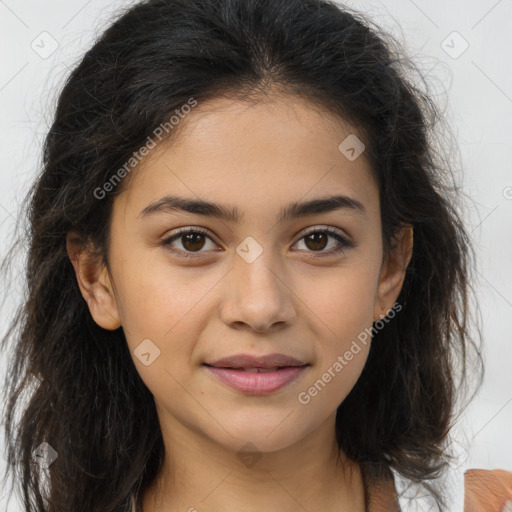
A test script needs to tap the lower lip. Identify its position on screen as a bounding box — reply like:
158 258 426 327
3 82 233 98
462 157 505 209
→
204 365 307 394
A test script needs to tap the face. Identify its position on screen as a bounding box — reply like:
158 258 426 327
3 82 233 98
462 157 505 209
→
68 93 412 456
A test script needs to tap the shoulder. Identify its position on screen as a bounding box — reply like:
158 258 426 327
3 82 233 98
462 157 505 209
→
464 469 512 512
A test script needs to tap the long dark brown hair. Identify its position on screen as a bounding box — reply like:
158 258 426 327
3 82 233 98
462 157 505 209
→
0 0 483 510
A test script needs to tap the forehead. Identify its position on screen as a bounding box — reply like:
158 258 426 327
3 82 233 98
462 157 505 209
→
114 93 379 223
165 93 365 165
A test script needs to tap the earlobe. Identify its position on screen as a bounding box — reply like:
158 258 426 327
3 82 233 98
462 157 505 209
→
66 230 122 330
373 225 413 321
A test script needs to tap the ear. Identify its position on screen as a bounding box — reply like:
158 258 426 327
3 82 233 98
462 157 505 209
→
373 224 413 321
66 230 122 330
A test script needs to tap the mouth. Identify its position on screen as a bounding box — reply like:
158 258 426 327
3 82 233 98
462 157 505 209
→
203 353 309 394
209 367 289 373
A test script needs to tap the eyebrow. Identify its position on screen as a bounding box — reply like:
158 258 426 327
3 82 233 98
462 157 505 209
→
138 194 366 223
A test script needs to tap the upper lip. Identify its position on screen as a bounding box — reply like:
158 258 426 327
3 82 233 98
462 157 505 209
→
205 353 308 369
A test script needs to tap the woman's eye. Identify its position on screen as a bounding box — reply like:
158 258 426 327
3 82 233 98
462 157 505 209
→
162 228 218 258
292 228 353 256
161 227 353 259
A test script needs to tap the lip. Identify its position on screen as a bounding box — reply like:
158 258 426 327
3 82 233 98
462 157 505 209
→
205 353 308 369
204 353 309 394
205 366 308 394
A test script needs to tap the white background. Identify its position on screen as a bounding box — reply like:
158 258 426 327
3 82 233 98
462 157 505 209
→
0 0 511 510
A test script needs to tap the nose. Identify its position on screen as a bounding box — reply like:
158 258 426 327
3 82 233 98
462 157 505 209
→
219 248 297 333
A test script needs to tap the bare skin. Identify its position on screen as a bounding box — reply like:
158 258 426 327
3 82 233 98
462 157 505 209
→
67 91 413 512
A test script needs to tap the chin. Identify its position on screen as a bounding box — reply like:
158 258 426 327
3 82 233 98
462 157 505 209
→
206 413 312 455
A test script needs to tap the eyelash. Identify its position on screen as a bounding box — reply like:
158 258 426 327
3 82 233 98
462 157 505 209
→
161 226 354 259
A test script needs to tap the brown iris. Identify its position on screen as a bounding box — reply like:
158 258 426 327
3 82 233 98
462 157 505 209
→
181 232 206 252
304 232 328 251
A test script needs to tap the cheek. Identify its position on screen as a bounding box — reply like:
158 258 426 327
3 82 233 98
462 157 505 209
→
116 281 200 409
113 252 212 342
299 262 379 340
112 259 222 389
296 264 377 399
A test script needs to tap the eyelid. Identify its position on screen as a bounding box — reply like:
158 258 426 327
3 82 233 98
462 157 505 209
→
161 225 219 249
164 225 213 239
296 224 350 240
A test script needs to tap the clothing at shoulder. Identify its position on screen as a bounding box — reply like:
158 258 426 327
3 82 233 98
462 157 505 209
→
368 467 512 512
464 469 512 512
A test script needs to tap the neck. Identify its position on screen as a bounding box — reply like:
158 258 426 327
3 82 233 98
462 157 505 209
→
141 413 366 512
